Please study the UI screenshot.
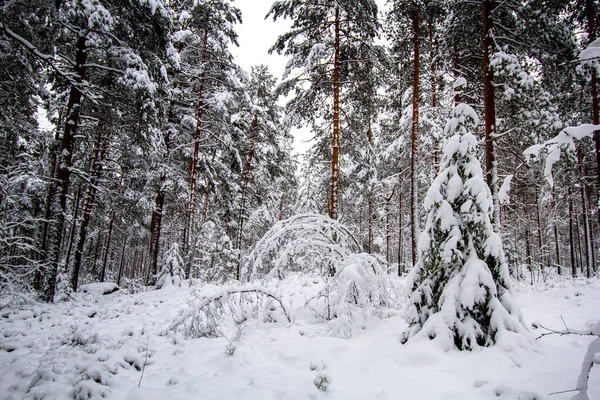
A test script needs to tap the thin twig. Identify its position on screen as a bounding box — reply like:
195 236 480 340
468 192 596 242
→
138 345 149 387
548 388 578 396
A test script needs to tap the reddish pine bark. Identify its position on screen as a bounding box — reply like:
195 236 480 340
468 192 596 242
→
329 7 341 220
410 5 420 266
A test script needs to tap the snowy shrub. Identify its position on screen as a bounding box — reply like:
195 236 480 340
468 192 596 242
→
402 103 527 351
157 243 186 289
53 270 72 302
313 370 332 392
245 214 398 338
301 253 397 338
244 213 362 279
194 221 239 283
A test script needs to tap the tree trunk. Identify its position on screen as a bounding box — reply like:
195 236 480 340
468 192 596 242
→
398 188 403 276
587 0 600 224
385 189 395 265
410 5 420 266
70 129 107 292
367 119 374 254
236 112 259 279
328 6 341 220
428 17 440 170
149 174 165 286
525 224 532 284
551 188 561 275
453 44 462 106
63 184 82 275
187 29 209 255
100 210 115 282
535 187 543 269
569 187 577 277
91 234 102 278
42 33 87 302
278 194 284 221
577 150 593 278
483 0 499 225
117 235 127 286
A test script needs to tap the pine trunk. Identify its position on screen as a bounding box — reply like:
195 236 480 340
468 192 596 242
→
42 34 87 302
187 29 209 255
70 130 107 291
577 150 593 278
63 184 82 275
329 7 341 220
116 235 127 286
569 187 576 277
587 0 600 225
398 188 403 275
410 5 420 266
551 188 561 275
483 0 499 225
236 113 259 279
149 173 165 286
100 210 115 282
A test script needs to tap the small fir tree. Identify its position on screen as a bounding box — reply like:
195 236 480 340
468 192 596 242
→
157 243 186 289
402 102 526 351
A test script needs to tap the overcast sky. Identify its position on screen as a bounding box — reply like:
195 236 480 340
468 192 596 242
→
231 1 388 157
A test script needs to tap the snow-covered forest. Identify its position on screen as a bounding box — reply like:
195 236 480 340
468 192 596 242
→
1 0 600 398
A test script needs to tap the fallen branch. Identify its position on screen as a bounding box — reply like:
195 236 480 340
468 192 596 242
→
167 285 291 334
538 318 600 399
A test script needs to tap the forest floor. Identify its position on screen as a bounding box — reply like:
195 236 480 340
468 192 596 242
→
0 274 599 400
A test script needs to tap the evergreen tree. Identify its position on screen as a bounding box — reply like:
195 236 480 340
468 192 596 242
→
268 0 379 219
157 242 186 288
403 102 526 351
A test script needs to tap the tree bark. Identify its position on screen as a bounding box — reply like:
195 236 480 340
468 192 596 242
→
236 112 259 279
187 29 209 255
569 187 577 277
483 0 499 225
398 187 403 276
577 149 593 278
410 5 420 266
43 33 87 302
385 188 395 265
63 184 82 276
100 210 115 282
328 6 341 220
116 235 127 286
149 173 165 286
70 129 107 292
586 0 600 225
551 188 561 275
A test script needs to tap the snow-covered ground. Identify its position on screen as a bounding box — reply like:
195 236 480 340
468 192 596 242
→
1 275 599 400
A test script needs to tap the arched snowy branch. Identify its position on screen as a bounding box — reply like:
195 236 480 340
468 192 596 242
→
243 213 363 280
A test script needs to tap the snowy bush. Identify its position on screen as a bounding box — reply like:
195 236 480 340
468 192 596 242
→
194 221 239 282
299 253 398 338
156 243 186 289
402 103 527 351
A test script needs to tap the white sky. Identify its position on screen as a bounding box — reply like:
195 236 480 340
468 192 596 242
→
231 0 388 157
229 1 315 156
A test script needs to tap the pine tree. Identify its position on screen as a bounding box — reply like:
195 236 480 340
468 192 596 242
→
268 0 379 219
156 242 186 288
402 102 526 351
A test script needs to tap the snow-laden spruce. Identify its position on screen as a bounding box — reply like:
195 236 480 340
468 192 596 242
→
156 243 186 289
402 103 527 351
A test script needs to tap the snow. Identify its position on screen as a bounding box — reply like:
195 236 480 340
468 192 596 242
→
523 124 600 188
498 175 513 205
579 38 600 62
78 282 120 295
0 275 598 399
